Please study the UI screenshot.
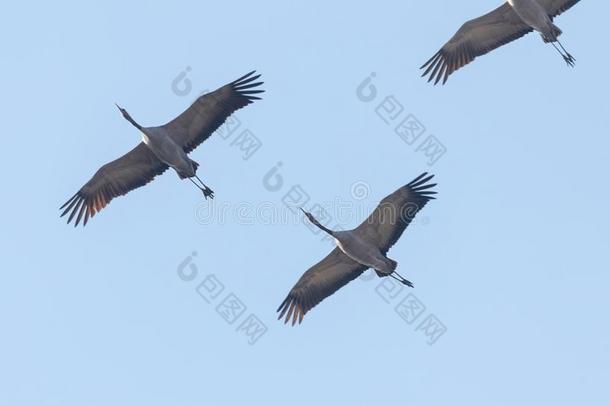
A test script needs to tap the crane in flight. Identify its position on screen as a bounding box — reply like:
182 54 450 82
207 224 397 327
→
277 173 437 326
60 71 264 227
421 0 581 85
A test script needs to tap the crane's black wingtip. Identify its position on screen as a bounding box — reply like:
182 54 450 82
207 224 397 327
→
420 50 451 85
408 172 433 186
235 76 262 88
407 173 437 196
59 192 94 228
231 70 261 86
232 72 265 101
420 50 439 70
276 296 289 313
277 295 306 325
235 82 264 91
59 193 78 210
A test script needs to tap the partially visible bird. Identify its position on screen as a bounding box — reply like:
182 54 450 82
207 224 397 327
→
421 0 581 85
60 71 264 227
277 173 437 326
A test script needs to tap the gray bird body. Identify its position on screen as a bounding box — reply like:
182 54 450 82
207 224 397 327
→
509 0 558 38
60 71 264 226
140 126 195 178
333 230 396 274
277 173 437 325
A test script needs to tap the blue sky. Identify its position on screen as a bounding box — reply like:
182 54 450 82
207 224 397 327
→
1 1 608 404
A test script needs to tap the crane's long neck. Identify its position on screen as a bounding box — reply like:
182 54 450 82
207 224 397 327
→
311 218 334 236
124 112 142 131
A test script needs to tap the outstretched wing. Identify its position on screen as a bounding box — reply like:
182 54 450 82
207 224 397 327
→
539 0 581 18
277 249 368 326
162 71 264 154
60 143 168 227
421 3 531 85
355 173 437 254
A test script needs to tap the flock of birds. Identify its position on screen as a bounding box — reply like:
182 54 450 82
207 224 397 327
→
61 0 581 325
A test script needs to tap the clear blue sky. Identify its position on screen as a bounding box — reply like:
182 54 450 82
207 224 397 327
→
1 1 608 404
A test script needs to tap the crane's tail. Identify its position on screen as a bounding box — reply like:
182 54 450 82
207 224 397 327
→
374 258 398 278
542 24 562 43
191 160 199 172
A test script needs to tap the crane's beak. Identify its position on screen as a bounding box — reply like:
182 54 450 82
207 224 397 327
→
299 208 314 223
114 103 123 112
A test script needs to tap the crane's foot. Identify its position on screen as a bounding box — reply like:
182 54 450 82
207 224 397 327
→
390 272 414 288
400 279 414 288
202 187 215 200
564 54 575 67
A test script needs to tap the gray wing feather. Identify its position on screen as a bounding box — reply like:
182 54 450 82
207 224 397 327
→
421 3 532 84
60 143 168 227
162 71 264 154
354 173 437 254
277 249 368 326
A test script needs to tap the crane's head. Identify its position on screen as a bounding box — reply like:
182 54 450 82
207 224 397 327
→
115 103 131 120
299 208 317 224
299 208 334 236
115 103 141 129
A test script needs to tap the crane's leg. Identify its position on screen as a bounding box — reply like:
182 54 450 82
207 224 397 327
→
188 177 214 199
194 174 214 199
556 39 575 66
187 158 213 198
550 41 575 67
390 272 414 288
